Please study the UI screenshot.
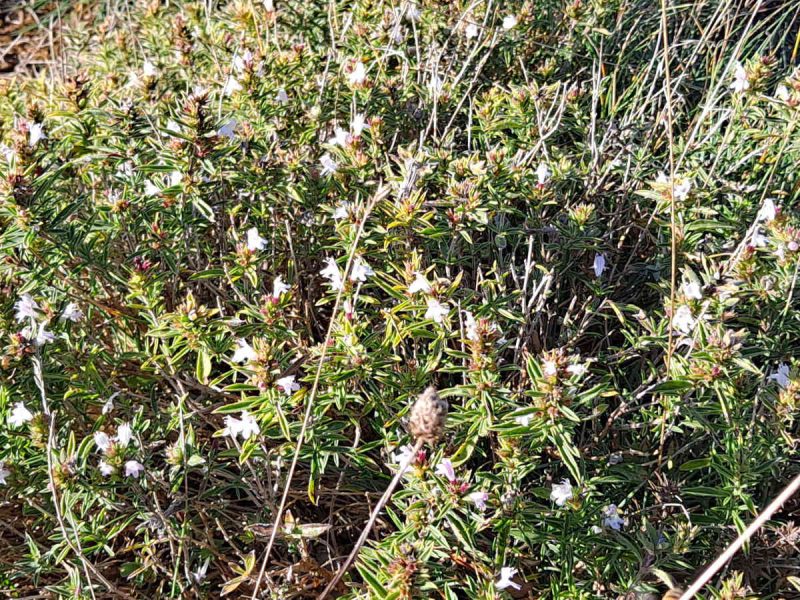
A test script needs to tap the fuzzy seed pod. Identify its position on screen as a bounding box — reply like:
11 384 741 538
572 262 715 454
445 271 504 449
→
408 386 447 444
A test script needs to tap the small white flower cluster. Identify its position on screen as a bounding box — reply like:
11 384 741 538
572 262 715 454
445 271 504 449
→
222 410 260 441
550 478 628 534
319 113 370 176
94 422 143 478
319 256 374 291
656 172 692 202
434 457 490 511
14 293 83 347
327 113 370 148
406 270 453 325
223 49 259 96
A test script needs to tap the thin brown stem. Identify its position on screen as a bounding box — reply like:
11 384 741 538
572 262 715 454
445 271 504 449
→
318 438 424 599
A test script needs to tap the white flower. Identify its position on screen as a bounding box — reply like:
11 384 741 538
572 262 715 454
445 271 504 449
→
408 272 431 294
388 444 416 475
61 302 83 322
769 363 791 388
192 558 210 584
343 298 355 320
238 411 260 439
349 257 374 282
275 375 300 396
246 227 267 251
496 566 521 591
232 50 253 74
0 143 14 162
389 25 406 44
0 462 10 484
425 298 449 324
8 402 33 427
333 202 350 220
320 153 338 176
464 311 479 341
566 362 588 377
223 76 243 96
94 431 112 453
276 88 289 104
427 75 444 95
682 280 702 300
435 458 456 482
753 230 769 247
776 85 790 101
115 423 133 448
550 479 573 506
672 305 695 334
223 410 260 441
593 253 606 278
502 14 518 30
351 114 369 136
143 60 158 77
218 119 238 140
166 119 183 135
124 460 145 478
320 257 344 290
15 294 40 322
465 23 479 38
231 339 257 364
29 123 46 147
758 198 777 222
33 324 56 346
348 61 367 86
272 275 290 298
542 359 558 377
404 3 421 21
144 180 160 196
608 452 623 465
674 179 692 202
468 491 488 510
536 162 550 186
602 504 625 530
514 414 532 427
98 460 114 477
731 62 750 93
102 392 119 415
328 126 348 147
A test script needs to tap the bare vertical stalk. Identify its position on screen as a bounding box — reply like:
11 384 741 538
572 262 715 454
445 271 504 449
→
656 0 678 469
317 438 424 599
249 186 388 599
680 472 800 599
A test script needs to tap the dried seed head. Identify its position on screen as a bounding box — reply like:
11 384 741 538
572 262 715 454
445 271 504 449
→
408 386 447 445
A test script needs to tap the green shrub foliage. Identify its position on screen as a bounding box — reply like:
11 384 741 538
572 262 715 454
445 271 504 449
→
1 0 800 597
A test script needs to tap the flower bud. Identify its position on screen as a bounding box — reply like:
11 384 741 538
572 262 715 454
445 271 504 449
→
408 387 448 445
